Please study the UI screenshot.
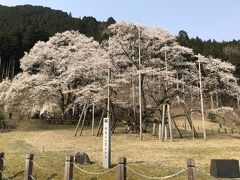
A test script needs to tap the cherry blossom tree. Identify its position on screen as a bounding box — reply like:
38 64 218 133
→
0 22 239 133
104 22 240 132
2 31 109 119
197 54 240 108
105 22 200 131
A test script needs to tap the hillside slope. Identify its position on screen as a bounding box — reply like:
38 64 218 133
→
0 5 115 74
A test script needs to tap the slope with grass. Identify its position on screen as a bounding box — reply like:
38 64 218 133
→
0 117 240 179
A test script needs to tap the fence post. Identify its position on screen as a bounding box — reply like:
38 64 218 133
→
218 128 220 134
231 129 234 134
64 156 74 180
187 159 196 180
118 157 126 180
24 154 34 180
225 128 227 133
0 152 4 180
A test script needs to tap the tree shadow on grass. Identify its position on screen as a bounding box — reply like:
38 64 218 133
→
9 170 24 179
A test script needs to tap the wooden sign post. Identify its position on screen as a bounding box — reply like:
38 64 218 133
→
103 117 111 168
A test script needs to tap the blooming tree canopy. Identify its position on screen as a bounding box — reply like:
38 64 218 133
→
0 22 239 127
2 31 109 117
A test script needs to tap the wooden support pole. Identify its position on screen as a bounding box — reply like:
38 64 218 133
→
96 109 105 136
231 128 234 134
24 154 34 180
79 102 88 136
225 128 227 133
190 112 195 140
0 152 4 180
187 159 196 180
164 125 168 140
92 102 95 136
199 59 206 140
132 64 136 116
218 128 220 134
64 156 73 180
184 117 187 137
138 23 143 141
210 92 214 109
74 101 87 136
118 157 126 180
219 123 222 128
158 123 162 140
152 123 156 136
216 92 219 108
176 73 180 104
167 104 173 141
161 105 166 141
172 118 183 138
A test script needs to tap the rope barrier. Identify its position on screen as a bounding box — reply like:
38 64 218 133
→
127 161 177 172
2 158 24 168
127 166 187 180
33 159 64 168
196 167 218 179
0 170 11 180
73 162 117 175
37 155 63 160
1 157 6 163
30 175 36 180
31 160 58 172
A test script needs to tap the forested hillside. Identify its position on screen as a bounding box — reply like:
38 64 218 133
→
0 5 239 79
0 5 115 75
177 30 240 77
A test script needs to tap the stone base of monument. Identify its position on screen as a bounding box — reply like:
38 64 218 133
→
210 159 240 178
74 152 91 164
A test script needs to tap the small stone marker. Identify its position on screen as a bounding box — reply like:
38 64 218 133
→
210 159 240 178
74 152 91 164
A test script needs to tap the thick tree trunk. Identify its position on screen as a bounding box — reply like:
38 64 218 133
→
58 89 66 122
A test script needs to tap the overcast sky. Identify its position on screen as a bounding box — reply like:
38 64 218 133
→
1 0 240 41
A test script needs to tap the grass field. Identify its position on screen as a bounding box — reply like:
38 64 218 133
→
0 116 240 180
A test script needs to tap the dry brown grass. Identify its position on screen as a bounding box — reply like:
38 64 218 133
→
0 117 240 179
